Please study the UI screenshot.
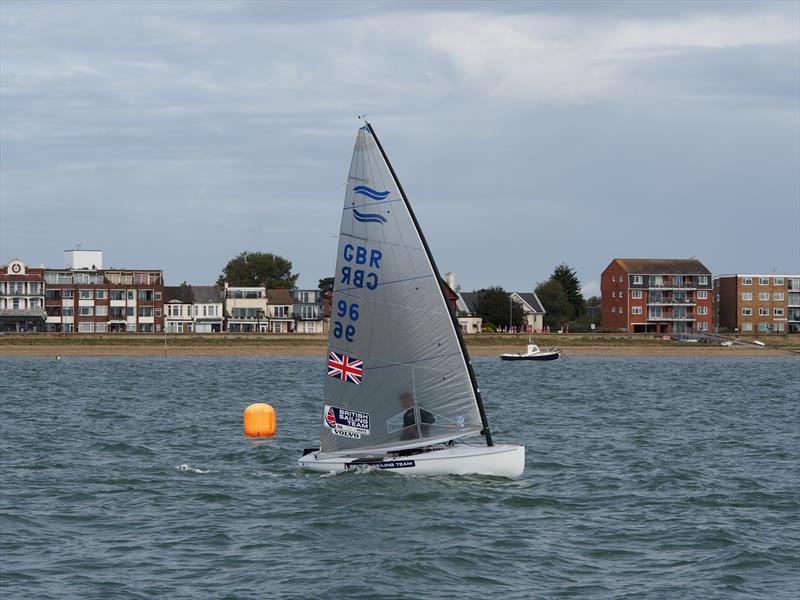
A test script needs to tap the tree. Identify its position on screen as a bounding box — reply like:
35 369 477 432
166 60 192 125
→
217 252 298 288
318 277 335 295
473 286 524 330
551 263 585 318
535 280 574 329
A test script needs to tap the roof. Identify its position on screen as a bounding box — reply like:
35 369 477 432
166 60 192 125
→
191 286 223 304
513 292 545 314
459 292 480 314
266 288 294 305
613 258 711 275
164 284 223 304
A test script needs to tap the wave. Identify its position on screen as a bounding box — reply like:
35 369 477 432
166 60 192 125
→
176 464 210 474
353 185 390 200
353 209 387 224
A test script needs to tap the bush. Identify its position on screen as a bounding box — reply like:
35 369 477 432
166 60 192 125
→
482 323 496 333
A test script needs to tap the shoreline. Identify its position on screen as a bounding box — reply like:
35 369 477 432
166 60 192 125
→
0 343 793 358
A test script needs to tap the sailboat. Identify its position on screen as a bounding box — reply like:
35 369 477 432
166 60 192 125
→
298 121 524 478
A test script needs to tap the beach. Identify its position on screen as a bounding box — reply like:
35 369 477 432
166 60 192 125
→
1 334 794 357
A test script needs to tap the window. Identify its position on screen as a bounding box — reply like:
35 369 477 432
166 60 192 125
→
759 277 769 285
110 290 124 301
79 306 93 316
138 307 154 317
698 291 708 300
759 292 769 301
78 322 93 333
742 293 752 301
774 277 784 285
155 308 162 317
110 307 124 318
95 290 107 300
632 306 642 315
633 275 643 285
126 307 135 317
155 292 161 300
96 306 108 316
649 306 662 319
698 321 708 331
773 292 784 301
63 307 74 316
127 290 135 301
774 308 785 317
138 290 154 301
79 289 93 299
774 321 786 333
611 306 616 313
758 322 769 332
63 289 74 299
742 308 753 316
698 306 708 315
698 276 708 285
631 290 642 299
759 308 769 316
742 277 752 285
95 322 107 333
742 322 753 331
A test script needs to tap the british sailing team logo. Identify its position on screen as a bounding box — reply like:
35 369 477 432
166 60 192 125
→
324 404 370 439
352 185 390 224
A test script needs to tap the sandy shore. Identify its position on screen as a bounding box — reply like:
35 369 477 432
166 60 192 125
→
0 343 793 358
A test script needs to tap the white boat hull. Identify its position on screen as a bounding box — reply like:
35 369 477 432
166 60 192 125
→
298 443 525 479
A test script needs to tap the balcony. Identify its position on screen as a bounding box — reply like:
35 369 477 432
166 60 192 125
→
647 299 697 306
647 313 697 321
647 282 698 290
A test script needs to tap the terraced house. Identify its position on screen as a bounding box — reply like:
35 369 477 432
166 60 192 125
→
0 260 46 332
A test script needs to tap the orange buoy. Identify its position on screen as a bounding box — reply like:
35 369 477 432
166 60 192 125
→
244 403 276 437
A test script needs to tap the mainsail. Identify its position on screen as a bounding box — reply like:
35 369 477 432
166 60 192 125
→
320 123 488 454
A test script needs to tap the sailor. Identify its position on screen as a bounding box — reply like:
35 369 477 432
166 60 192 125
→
399 391 435 440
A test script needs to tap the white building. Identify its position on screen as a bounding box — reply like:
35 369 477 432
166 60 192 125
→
164 284 224 333
225 284 268 332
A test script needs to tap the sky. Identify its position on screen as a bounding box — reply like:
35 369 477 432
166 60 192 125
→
1 0 798 297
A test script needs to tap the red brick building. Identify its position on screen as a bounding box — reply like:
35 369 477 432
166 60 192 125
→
0 260 46 332
601 258 713 334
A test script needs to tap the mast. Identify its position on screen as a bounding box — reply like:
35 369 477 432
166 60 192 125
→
365 121 494 447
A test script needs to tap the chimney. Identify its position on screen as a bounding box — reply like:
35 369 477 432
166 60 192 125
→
445 272 456 290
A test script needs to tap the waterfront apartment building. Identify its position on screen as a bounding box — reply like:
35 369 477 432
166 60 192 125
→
266 288 295 333
43 250 164 333
716 274 799 334
292 289 325 334
164 284 224 333
225 284 269 332
601 258 713 334
0 260 46 332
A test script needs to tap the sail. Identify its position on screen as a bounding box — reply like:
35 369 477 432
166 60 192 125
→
319 125 484 453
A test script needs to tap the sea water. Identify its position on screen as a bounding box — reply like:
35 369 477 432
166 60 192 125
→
1 355 798 599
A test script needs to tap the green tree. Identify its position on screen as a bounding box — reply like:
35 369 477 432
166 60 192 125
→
535 279 574 329
318 277 335 295
473 286 524 330
551 263 585 318
217 252 298 288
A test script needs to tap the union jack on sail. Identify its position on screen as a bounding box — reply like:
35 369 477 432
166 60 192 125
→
327 351 363 385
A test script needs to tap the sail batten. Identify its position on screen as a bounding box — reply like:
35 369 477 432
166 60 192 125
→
318 124 486 453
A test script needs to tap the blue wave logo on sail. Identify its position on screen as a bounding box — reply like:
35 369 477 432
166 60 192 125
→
353 186 390 201
353 209 387 224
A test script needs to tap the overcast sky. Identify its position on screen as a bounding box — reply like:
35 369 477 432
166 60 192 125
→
1 0 798 296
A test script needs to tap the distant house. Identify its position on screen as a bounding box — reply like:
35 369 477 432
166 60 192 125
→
510 292 546 333
225 284 268 332
266 288 294 333
458 290 545 333
292 289 324 334
455 291 483 334
601 258 713 334
164 284 223 333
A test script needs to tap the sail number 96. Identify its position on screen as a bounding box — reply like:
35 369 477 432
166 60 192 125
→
333 300 359 343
